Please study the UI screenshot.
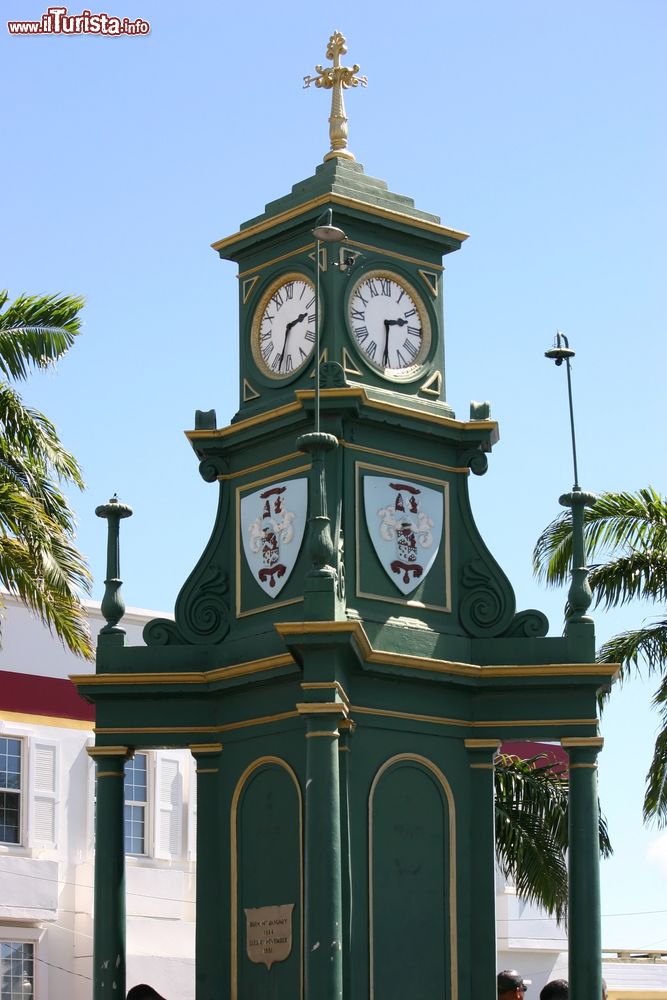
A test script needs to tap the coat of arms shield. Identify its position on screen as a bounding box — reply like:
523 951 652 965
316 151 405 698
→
241 479 307 598
363 477 443 595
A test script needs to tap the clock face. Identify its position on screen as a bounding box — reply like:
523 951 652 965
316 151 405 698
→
251 274 317 379
347 271 430 379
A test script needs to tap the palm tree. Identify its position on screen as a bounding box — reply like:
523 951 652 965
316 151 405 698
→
0 289 92 658
533 487 667 822
494 752 612 923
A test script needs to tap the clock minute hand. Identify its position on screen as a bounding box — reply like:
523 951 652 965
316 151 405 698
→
279 312 309 370
385 318 408 327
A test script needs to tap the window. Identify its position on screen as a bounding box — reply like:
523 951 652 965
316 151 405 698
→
0 739 21 845
124 753 148 855
0 941 34 1000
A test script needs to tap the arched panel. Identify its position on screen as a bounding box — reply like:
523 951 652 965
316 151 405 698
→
231 757 303 1000
369 754 457 1000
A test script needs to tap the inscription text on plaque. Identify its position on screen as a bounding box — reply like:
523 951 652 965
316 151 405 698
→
244 903 295 970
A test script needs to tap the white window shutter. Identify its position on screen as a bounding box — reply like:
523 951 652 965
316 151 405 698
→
187 756 197 861
154 754 183 859
29 741 59 849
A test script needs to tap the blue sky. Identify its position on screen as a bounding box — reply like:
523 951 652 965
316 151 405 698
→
2 0 666 953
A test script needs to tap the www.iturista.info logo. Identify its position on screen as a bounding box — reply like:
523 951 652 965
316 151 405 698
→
7 6 150 35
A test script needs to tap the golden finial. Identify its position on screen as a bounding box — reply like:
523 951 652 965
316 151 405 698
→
304 31 367 162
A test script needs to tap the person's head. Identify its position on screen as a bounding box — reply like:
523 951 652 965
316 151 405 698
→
540 980 568 1000
498 970 531 1000
126 987 166 1000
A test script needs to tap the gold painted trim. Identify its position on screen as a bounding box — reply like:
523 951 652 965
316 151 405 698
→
0 709 93 731
242 378 260 402
296 702 349 718
569 763 598 769
96 770 124 777
95 710 300 737
469 763 494 769
419 370 442 399
355 460 452 613
238 243 316 280
340 439 468 475
73 652 297 690
305 730 340 739
561 737 605 749
369 753 458 1000
343 238 445 272
301 680 350 707
217 450 305 482
341 347 362 376
275 619 618 683
189 743 223 754
186 386 499 442
418 269 439 297
241 274 260 304
338 746 350 753
211 192 469 255
230 756 303 1000
196 767 219 774
351 704 599 731
308 348 328 375
235 463 312 619
186 400 303 441
464 739 502 749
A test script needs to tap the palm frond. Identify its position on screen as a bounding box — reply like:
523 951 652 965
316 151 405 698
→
0 536 92 659
597 619 667 680
0 291 84 381
494 754 612 924
644 674 667 825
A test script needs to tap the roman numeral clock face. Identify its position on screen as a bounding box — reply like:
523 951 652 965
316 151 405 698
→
347 271 431 380
251 274 317 380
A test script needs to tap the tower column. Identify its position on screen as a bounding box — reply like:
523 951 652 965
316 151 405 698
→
189 743 225 1000
464 739 501 998
88 746 130 1000
297 701 348 1000
562 736 604 1000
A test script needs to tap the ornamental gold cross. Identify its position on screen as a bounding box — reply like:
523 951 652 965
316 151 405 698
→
304 31 367 162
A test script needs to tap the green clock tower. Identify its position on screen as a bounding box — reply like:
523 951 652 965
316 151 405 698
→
75 32 615 1000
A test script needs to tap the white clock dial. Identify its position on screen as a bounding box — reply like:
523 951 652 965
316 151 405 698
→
348 271 429 378
252 275 317 379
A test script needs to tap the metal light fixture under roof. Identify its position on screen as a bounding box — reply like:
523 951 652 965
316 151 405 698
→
312 208 346 243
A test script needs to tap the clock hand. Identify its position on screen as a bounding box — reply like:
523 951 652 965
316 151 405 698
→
382 319 390 366
278 313 309 370
385 318 408 328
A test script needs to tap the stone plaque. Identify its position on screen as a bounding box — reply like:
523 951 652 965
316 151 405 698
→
244 903 295 970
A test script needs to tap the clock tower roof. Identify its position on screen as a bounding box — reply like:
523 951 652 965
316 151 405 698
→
211 157 468 261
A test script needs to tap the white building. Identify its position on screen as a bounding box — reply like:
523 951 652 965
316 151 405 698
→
1 592 665 999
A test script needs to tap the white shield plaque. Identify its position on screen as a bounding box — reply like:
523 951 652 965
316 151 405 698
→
245 902 294 970
241 479 307 598
363 477 443 595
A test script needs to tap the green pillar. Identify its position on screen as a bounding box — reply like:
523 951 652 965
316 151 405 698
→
190 744 225 1000
88 746 129 1000
297 702 347 1000
562 737 604 1000
465 739 501 999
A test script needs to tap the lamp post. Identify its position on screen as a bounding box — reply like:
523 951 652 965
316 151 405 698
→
544 331 596 627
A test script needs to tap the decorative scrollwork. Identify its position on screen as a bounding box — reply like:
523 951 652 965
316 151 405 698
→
501 610 550 638
459 447 488 477
143 618 186 646
460 559 513 636
176 565 230 644
199 452 228 483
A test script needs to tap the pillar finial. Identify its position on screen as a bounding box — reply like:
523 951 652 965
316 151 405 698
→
95 494 132 636
304 31 367 163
